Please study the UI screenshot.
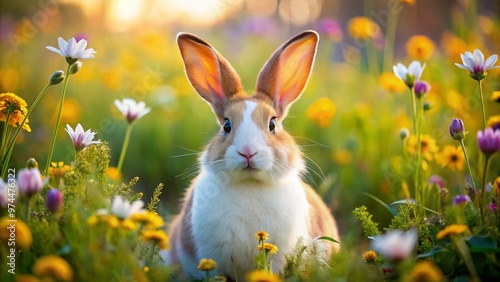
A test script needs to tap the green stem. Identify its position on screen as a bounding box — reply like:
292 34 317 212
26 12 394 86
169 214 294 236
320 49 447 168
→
1 108 13 157
459 140 475 191
480 155 491 225
410 87 417 133
382 10 400 72
1 83 51 177
477 80 486 130
416 97 424 215
45 65 72 175
24 199 30 223
452 236 479 281
204 270 210 282
115 123 133 182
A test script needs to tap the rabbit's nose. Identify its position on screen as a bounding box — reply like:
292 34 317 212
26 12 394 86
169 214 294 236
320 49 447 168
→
238 146 257 163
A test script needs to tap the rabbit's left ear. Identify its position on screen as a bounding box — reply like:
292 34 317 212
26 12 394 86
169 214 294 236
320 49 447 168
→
177 32 242 121
256 31 319 117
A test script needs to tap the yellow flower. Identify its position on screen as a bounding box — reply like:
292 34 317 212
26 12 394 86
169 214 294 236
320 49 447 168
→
142 229 169 249
487 115 500 130
493 176 500 195
436 224 468 239
59 98 81 124
0 217 32 249
255 231 269 241
332 149 352 165
362 250 377 263
441 32 468 61
348 17 380 40
405 260 444 282
130 211 164 229
406 135 439 161
197 258 217 271
491 91 500 103
436 145 465 171
258 243 278 254
406 35 435 61
48 161 72 185
87 214 120 228
245 270 282 282
0 92 31 132
400 0 416 5
379 72 407 94
106 167 122 181
306 97 336 128
122 219 138 230
33 255 73 281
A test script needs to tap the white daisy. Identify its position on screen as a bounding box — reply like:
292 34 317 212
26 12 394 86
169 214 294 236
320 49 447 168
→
114 98 151 123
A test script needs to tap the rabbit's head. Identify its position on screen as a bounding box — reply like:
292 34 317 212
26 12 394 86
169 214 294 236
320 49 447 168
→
177 31 319 184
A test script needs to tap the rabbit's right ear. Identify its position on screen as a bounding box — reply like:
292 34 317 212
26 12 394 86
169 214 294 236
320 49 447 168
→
177 33 242 121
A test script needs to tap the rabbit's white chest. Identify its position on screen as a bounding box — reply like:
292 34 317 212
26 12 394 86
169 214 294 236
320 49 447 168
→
189 171 310 278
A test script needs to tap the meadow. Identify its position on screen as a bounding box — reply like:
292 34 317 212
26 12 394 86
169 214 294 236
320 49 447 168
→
1 0 500 281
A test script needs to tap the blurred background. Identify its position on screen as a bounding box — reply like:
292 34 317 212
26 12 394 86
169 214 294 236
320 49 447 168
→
1 0 499 238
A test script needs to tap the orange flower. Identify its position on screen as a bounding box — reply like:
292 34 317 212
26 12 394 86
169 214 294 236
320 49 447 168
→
406 35 435 60
348 17 380 40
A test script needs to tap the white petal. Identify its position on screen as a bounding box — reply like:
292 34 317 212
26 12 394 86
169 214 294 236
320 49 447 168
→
66 37 77 57
57 37 68 55
75 124 84 134
65 124 75 134
484 54 498 70
455 63 472 71
46 46 65 56
75 38 87 52
473 49 484 64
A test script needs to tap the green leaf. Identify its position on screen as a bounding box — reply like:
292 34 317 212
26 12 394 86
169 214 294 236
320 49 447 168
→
466 235 500 253
415 246 446 259
316 236 340 244
363 192 398 216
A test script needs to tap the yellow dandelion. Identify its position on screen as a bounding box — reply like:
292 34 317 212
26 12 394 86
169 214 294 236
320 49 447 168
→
258 243 278 254
122 219 138 230
0 92 31 132
33 255 73 281
436 224 468 239
406 35 435 61
142 229 169 249
0 217 32 249
491 91 500 103
348 17 380 40
406 135 439 161
306 97 336 128
332 149 352 165
255 231 269 241
362 250 377 263
14 275 40 282
436 145 465 171
197 258 217 271
246 270 282 282
379 72 407 94
487 115 500 131
405 260 444 282
130 211 164 229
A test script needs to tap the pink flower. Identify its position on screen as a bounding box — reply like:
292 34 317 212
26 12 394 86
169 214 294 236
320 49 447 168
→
17 168 43 198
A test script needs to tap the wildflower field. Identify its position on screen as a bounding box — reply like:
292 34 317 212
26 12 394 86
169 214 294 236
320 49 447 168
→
1 0 500 281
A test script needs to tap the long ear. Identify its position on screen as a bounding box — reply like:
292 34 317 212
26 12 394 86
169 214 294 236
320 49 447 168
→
256 30 319 117
177 32 242 120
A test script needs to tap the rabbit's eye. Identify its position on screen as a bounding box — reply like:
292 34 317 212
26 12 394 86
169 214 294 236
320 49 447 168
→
223 118 231 133
269 117 276 133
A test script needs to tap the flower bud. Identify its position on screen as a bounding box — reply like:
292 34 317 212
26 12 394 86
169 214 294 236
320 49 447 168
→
49 70 65 85
452 194 471 206
69 61 82 74
449 118 466 141
17 168 43 198
46 189 63 213
414 80 430 99
423 101 431 111
26 158 39 169
399 128 410 140
428 175 445 189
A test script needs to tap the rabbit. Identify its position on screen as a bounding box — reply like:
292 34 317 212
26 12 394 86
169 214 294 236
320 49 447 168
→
164 30 340 280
